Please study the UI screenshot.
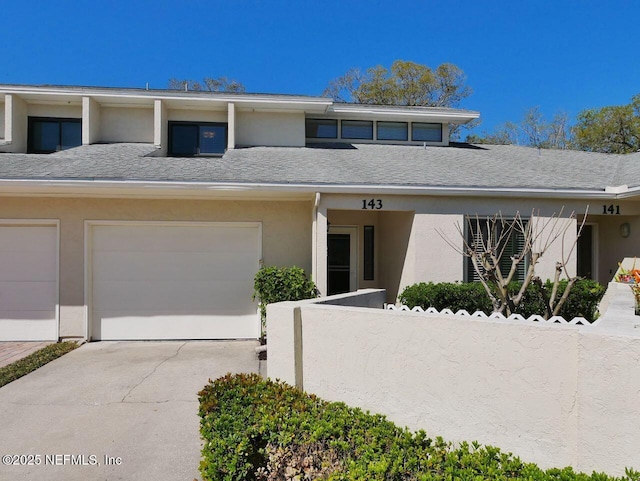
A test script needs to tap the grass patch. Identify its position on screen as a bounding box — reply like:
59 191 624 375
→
0 342 79 388
199 373 639 481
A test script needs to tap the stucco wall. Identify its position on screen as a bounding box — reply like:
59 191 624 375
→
236 111 305 147
268 298 640 475
100 106 154 143
0 100 5 140
167 108 227 123
0 197 312 338
27 104 82 119
593 215 640 284
409 213 463 284
1 95 27 153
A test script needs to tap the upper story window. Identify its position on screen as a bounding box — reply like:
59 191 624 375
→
28 117 82 154
341 120 373 140
412 122 442 142
306 118 338 139
377 121 408 141
168 121 227 156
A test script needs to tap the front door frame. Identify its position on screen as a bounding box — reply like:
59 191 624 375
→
327 225 358 294
578 222 598 281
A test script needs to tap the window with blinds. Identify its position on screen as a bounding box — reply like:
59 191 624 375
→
466 218 528 283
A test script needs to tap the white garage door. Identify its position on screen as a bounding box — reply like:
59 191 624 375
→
0 225 58 341
90 222 261 340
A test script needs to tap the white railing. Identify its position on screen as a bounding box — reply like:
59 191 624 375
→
384 304 591 326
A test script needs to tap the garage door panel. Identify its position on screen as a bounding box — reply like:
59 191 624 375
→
94 313 259 340
90 223 261 340
93 280 255 311
0 251 57 281
93 252 257 282
0 281 57 310
0 316 58 341
0 227 56 252
0 225 58 341
93 225 259 253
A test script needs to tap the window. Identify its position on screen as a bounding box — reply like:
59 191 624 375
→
466 218 528 283
306 118 338 139
168 122 227 156
28 117 82 153
377 121 408 141
411 122 442 142
341 120 373 140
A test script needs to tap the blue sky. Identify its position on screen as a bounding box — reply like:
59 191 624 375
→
2 1 638 136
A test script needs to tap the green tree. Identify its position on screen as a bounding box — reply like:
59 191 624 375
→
167 76 246 93
323 60 472 108
572 94 640 153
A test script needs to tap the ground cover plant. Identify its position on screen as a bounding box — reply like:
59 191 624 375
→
199 373 638 481
399 279 605 322
0 341 78 388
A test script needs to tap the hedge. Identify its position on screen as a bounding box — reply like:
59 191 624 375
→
198 373 638 481
0 341 78 388
253 265 318 336
398 279 605 322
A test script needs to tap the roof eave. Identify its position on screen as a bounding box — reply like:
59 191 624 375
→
0 178 622 200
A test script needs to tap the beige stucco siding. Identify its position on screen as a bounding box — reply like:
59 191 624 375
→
0 197 312 338
100 107 154 143
0 100 5 140
236 111 305 147
28 104 82 119
167 109 227 123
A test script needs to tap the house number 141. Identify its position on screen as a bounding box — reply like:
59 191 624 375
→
362 199 383 210
602 204 621 215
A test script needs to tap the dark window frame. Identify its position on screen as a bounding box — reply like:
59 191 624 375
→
377 121 408 141
168 121 228 157
305 118 338 139
411 122 443 142
465 218 529 283
341 120 374 140
27 117 82 154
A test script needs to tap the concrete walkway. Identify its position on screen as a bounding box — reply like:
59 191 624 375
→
0 342 54 368
0 340 259 481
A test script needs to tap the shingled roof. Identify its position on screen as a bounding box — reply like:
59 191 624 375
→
0 142 638 193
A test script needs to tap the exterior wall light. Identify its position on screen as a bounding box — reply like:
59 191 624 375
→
620 222 631 238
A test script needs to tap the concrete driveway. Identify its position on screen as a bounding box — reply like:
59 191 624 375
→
0 340 259 481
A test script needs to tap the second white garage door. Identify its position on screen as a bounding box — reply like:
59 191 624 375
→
89 222 261 340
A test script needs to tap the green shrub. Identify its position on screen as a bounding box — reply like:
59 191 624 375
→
0 341 78 388
253 265 318 336
199 374 636 481
399 279 605 322
398 281 493 313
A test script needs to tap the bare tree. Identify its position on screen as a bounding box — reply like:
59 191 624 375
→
439 208 588 318
167 76 246 93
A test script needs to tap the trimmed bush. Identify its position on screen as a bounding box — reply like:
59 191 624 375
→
399 279 605 322
253 265 318 335
199 374 638 481
0 341 78 388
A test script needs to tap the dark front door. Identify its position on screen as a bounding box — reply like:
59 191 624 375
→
328 233 351 295
577 224 593 279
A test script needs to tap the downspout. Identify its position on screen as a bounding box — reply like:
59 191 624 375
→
312 192 321 286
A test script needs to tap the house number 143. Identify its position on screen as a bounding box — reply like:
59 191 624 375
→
362 199 383 210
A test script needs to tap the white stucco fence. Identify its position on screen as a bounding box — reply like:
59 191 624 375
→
268 288 640 476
